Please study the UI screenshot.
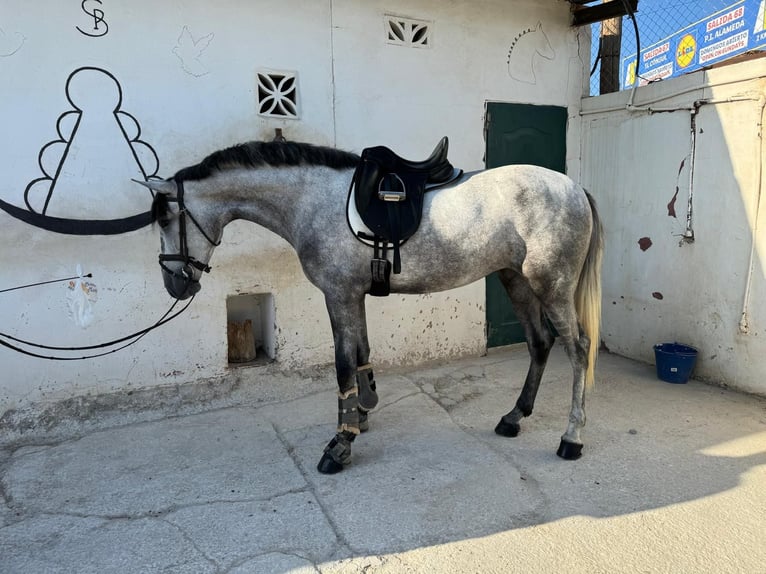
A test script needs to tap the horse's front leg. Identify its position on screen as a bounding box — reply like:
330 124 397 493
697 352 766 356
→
317 294 377 474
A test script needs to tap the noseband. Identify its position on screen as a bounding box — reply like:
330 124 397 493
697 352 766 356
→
158 179 220 286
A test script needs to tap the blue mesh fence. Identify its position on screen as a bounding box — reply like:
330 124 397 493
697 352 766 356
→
589 0 765 96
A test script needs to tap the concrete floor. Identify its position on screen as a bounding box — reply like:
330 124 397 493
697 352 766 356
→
1 345 765 573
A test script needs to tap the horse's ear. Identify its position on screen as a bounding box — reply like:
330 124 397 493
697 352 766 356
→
132 178 176 195
536 21 542 30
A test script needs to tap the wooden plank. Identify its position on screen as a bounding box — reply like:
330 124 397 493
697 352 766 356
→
227 319 256 363
571 0 638 27
599 13 622 93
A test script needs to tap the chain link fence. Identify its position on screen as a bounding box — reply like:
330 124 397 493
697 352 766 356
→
589 0 763 96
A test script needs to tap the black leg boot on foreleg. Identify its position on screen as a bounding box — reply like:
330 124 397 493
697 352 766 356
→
317 386 361 474
356 363 378 432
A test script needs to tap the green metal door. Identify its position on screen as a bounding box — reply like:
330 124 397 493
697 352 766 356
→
485 102 567 347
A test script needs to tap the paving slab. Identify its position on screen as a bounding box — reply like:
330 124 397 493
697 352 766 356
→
163 492 339 569
273 384 539 554
3 409 306 517
0 514 216 574
1 346 765 573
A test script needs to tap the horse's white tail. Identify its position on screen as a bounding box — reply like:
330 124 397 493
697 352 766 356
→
575 191 604 388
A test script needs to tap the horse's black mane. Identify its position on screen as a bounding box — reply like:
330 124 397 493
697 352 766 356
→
173 140 360 182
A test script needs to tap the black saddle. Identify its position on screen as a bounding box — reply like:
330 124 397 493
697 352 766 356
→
352 136 461 296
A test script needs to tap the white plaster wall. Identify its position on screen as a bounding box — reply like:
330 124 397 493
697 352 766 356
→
580 59 766 395
0 0 584 416
331 0 588 368
332 0 588 176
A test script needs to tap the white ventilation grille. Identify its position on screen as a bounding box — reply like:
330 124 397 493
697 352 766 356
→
384 15 432 48
256 70 299 118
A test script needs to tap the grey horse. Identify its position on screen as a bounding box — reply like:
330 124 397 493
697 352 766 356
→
136 139 603 474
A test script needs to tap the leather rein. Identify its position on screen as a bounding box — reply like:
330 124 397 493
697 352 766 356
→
0 297 194 360
0 180 218 361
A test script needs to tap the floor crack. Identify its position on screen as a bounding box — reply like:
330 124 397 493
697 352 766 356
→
159 517 221 573
406 376 552 522
270 421 350 557
24 490 312 523
374 390 422 413
0 456 22 525
0 478 11 509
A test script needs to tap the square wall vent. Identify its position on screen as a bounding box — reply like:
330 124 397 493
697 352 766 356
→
384 15 432 48
256 69 299 119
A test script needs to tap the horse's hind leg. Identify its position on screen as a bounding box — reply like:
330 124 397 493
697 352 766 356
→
544 300 590 460
493 270 555 438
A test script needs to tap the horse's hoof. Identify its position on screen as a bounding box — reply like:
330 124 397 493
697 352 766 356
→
556 439 583 460
317 432 353 474
495 419 520 437
317 452 345 474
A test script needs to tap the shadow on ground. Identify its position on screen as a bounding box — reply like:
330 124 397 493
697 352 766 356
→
1 346 765 573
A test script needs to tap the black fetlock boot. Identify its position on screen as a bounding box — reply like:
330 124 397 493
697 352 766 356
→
357 364 378 433
357 364 379 410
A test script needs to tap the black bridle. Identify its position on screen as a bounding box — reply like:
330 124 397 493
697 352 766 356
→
157 179 220 287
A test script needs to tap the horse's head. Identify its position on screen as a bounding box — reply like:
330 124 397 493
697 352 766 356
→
134 178 222 300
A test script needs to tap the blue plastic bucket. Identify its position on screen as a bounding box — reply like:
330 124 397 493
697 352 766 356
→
654 343 698 384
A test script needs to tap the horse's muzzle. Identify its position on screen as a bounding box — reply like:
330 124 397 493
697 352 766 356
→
162 269 201 300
